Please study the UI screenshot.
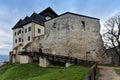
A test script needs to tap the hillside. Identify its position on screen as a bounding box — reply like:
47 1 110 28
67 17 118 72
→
0 63 90 80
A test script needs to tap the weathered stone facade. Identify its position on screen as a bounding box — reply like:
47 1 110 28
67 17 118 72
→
43 13 105 62
10 7 105 65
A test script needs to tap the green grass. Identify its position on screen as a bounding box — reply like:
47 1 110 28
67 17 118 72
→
99 64 118 67
0 63 90 80
115 69 120 75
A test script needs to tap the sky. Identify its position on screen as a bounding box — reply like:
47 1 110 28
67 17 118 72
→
0 0 120 55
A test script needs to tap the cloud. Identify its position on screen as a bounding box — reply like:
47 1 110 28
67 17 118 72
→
100 10 120 34
0 6 18 55
0 42 11 49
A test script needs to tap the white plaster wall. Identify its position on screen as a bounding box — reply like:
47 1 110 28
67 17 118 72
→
23 23 32 47
31 23 45 52
12 22 45 63
34 23 44 36
13 28 23 48
13 28 24 62
13 22 45 52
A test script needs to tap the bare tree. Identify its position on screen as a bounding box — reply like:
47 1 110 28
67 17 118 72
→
103 14 120 65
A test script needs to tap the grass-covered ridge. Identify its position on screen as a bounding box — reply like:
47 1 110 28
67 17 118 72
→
0 63 90 80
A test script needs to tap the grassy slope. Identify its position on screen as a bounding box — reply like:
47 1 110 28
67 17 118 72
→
115 69 120 75
0 63 90 80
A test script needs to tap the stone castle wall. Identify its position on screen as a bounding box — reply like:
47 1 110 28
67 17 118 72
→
43 13 105 62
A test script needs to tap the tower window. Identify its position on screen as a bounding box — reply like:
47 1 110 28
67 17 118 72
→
15 32 16 36
19 38 21 42
53 22 57 28
81 21 85 30
19 30 21 34
15 39 17 43
38 29 41 33
45 16 51 20
28 36 30 41
25 28 27 33
28 27 31 31
18 30 21 35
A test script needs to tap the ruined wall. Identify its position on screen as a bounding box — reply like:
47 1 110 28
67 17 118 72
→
43 13 105 62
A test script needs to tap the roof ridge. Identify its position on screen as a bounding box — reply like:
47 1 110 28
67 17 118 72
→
39 7 58 17
30 12 46 20
59 12 99 20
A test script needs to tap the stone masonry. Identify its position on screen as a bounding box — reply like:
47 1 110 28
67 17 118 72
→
43 13 105 62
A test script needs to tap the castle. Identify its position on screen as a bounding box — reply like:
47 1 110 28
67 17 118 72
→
10 7 105 65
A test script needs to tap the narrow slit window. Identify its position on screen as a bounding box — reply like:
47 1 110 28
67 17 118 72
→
19 30 21 34
15 32 16 36
53 22 57 28
38 29 41 33
25 28 27 33
19 38 21 42
15 39 17 43
28 36 30 41
81 21 85 30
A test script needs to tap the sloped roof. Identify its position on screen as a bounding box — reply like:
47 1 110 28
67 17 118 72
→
62 12 99 20
12 7 99 30
30 12 46 26
46 12 99 22
12 13 46 30
39 7 58 18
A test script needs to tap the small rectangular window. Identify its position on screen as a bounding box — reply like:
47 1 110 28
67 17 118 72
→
28 27 31 31
28 36 30 41
15 39 17 43
25 28 27 33
19 38 21 42
38 29 41 33
19 30 21 34
81 21 85 30
18 30 21 35
15 32 16 36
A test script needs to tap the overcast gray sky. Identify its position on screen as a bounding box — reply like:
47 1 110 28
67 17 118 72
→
0 0 120 55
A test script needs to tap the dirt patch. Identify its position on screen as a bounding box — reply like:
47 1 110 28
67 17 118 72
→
98 66 120 80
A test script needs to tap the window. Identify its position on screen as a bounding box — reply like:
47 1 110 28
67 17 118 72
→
19 38 21 42
38 29 41 33
53 22 57 28
22 39 23 42
15 32 16 36
15 39 17 43
18 30 21 35
28 36 30 41
45 16 51 20
81 21 85 30
25 28 27 33
28 27 31 31
19 30 21 34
